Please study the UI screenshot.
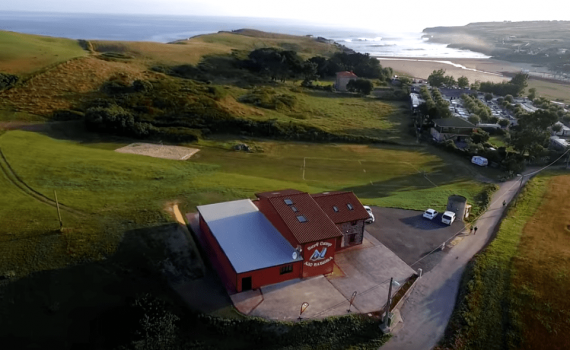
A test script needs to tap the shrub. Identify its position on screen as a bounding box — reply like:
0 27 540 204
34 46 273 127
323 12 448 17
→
85 104 156 138
133 80 153 93
0 73 19 91
238 87 297 110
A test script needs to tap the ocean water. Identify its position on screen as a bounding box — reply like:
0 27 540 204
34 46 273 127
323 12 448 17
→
0 11 489 58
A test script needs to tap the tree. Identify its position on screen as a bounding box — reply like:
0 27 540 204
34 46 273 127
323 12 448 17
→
468 114 481 125
471 128 490 144
428 69 447 87
498 119 511 127
470 80 481 91
484 93 493 102
528 87 537 101
458 76 469 89
444 75 456 87
504 95 514 103
510 109 558 156
130 293 180 350
551 123 563 133
510 72 529 96
346 79 373 95
488 116 500 124
399 76 412 87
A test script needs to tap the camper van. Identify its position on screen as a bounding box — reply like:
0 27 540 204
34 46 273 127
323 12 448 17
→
471 156 488 167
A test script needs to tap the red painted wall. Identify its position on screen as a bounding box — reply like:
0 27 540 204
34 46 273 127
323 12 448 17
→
199 216 238 293
236 261 303 291
301 238 336 278
254 198 300 248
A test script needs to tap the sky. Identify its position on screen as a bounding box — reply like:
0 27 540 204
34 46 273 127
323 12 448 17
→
2 0 569 32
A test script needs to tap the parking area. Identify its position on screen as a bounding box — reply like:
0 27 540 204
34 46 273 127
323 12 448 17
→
366 207 467 273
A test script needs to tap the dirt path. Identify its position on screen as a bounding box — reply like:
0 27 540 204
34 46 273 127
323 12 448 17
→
382 172 534 350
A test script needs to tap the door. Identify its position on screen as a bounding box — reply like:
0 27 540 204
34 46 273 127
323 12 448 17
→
241 277 252 291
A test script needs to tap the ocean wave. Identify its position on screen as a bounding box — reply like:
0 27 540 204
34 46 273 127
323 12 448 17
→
404 48 425 51
355 37 382 42
369 44 396 47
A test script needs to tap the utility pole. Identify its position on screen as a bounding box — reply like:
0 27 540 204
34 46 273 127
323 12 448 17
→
54 190 63 232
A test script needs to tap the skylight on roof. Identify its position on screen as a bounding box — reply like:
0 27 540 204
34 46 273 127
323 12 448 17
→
333 206 339 212
284 199 293 205
347 203 354 210
296 215 307 223
291 206 298 212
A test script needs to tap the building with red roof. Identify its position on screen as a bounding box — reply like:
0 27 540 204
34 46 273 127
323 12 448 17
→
196 189 371 293
311 191 370 248
335 71 358 91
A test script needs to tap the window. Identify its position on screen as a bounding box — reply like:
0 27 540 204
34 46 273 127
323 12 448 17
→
349 234 356 243
351 221 357 226
291 206 298 212
280 264 293 275
333 206 339 212
284 199 293 205
347 203 354 210
296 215 307 223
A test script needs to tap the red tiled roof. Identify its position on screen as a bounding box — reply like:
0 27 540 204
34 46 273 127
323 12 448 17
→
336 71 358 78
311 192 370 224
255 189 304 199
264 192 342 244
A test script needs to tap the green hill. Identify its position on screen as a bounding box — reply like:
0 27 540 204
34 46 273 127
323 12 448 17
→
0 31 87 75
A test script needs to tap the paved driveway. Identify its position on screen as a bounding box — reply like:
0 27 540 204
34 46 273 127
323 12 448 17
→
366 208 467 273
230 233 416 320
327 233 416 313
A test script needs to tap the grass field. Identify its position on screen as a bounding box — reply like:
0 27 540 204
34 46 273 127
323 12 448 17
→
527 78 570 102
221 85 413 142
437 172 570 350
0 31 87 75
489 135 508 148
0 129 491 277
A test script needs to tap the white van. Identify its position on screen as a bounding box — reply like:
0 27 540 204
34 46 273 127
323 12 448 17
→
441 211 456 225
471 156 488 167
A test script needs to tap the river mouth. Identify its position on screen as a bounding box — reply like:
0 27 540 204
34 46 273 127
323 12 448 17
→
374 57 504 77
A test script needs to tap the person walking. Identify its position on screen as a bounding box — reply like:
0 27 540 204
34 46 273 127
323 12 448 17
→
474 226 478 235
503 200 506 207
469 226 473 235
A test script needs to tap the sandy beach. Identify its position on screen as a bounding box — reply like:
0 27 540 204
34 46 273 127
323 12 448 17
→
375 57 537 84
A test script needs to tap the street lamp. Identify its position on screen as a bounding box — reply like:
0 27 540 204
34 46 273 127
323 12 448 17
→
381 278 401 332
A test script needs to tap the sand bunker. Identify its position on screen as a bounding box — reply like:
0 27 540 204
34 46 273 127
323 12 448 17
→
115 143 199 160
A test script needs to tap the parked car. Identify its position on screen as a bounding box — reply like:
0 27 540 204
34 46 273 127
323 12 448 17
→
423 208 438 220
471 156 488 167
363 205 375 224
441 211 456 225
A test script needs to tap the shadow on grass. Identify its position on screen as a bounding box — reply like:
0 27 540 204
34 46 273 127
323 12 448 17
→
20 120 141 147
0 223 210 349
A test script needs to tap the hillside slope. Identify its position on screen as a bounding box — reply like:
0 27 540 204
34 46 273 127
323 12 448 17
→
0 31 87 75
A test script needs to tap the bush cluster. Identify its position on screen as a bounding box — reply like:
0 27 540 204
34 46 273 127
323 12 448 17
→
238 87 298 110
194 313 390 349
0 73 19 91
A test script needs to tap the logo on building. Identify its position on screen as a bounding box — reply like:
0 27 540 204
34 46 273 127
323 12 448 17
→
310 248 327 261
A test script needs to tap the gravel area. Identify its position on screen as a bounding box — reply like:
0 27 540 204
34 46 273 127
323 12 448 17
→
115 143 199 160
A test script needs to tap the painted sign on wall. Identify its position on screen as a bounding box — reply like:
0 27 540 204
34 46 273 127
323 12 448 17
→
304 241 333 268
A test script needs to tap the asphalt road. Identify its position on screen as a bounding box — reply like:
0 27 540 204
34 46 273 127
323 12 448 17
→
382 173 533 350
